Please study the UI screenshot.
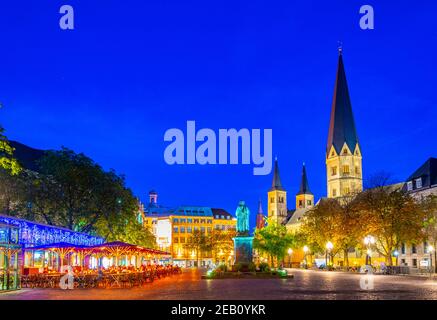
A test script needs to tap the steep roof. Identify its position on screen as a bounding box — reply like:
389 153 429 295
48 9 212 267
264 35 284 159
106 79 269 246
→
326 51 360 155
270 158 285 191
404 157 437 191
297 163 312 195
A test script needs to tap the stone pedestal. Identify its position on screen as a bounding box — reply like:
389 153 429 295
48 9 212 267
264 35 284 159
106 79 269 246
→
233 236 254 265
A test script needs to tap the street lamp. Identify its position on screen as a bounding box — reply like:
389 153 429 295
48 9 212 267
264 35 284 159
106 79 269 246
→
287 248 293 268
428 245 434 274
326 241 333 268
393 250 399 266
303 246 309 268
364 236 375 265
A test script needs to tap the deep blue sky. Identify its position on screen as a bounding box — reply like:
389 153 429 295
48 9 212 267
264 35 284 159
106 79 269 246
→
1 1 436 230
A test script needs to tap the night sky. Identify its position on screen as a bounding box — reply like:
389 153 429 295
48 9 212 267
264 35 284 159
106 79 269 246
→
1 1 436 230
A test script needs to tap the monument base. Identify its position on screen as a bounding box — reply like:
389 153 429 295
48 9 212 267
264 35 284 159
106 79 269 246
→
233 236 254 265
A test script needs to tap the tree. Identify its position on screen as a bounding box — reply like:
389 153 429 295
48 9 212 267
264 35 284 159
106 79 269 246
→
0 126 21 175
184 230 209 267
356 184 428 265
253 218 295 267
209 229 236 264
420 194 437 272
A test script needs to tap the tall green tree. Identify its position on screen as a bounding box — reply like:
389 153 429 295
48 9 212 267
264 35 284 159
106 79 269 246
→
253 218 295 267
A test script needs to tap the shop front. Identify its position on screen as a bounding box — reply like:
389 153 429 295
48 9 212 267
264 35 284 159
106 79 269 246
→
0 223 22 291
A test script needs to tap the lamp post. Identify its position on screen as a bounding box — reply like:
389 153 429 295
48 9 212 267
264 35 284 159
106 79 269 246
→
364 235 375 265
287 248 293 268
393 250 399 266
303 246 309 268
326 241 333 268
428 245 434 274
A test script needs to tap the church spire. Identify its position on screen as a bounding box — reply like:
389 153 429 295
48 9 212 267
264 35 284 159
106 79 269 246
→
326 48 359 156
270 158 284 191
256 199 265 229
297 163 312 195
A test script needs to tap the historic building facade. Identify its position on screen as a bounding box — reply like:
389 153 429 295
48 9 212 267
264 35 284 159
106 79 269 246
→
398 158 437 270
141 190 236 268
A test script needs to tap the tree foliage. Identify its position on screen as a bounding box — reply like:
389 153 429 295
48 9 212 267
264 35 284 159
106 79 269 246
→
253 218 295 267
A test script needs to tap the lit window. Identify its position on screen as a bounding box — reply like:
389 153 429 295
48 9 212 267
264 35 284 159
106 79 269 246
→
407 181 413 191
342 165 350 175
343 187 350 195
343 149 348 155
331 167 337 176
415 178 422 189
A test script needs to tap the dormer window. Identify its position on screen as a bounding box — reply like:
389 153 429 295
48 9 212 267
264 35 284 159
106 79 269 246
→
407 181 413 191
343 149 348 155
415 178 422 189
331 151 335 157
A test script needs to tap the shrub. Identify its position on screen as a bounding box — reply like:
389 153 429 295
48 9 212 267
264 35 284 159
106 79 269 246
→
248 262 256 272
258 262 270 273
216 263 228 272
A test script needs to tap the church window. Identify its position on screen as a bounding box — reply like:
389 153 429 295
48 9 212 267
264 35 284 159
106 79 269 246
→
355 166 360 175
407 181 413 191
342 165 350 175
270 197 274 203
332 189 337 197
415 178 422 189
298 200 303 208
331 166 337 176
307 200 312 206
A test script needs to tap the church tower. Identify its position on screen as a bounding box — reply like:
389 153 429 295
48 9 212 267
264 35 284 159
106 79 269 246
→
256 200 265 229
326 48 363 198
267 158 287 224
296 163 314 209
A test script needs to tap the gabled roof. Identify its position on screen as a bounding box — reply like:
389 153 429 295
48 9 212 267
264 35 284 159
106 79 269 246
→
270 158 285 191
404 157 437 191
326 51 360 156
297 163 313 195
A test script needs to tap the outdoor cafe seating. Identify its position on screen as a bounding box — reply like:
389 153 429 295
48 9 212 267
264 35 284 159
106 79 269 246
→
21 241 180 289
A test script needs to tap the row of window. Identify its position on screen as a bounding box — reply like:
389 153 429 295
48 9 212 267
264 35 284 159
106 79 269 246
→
406 178 423 191
173 218 213 224
270 197 285 204
214 215 232 220
298 199 312 208
401 242 430 255
174 226 212 233
330 165 360 176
